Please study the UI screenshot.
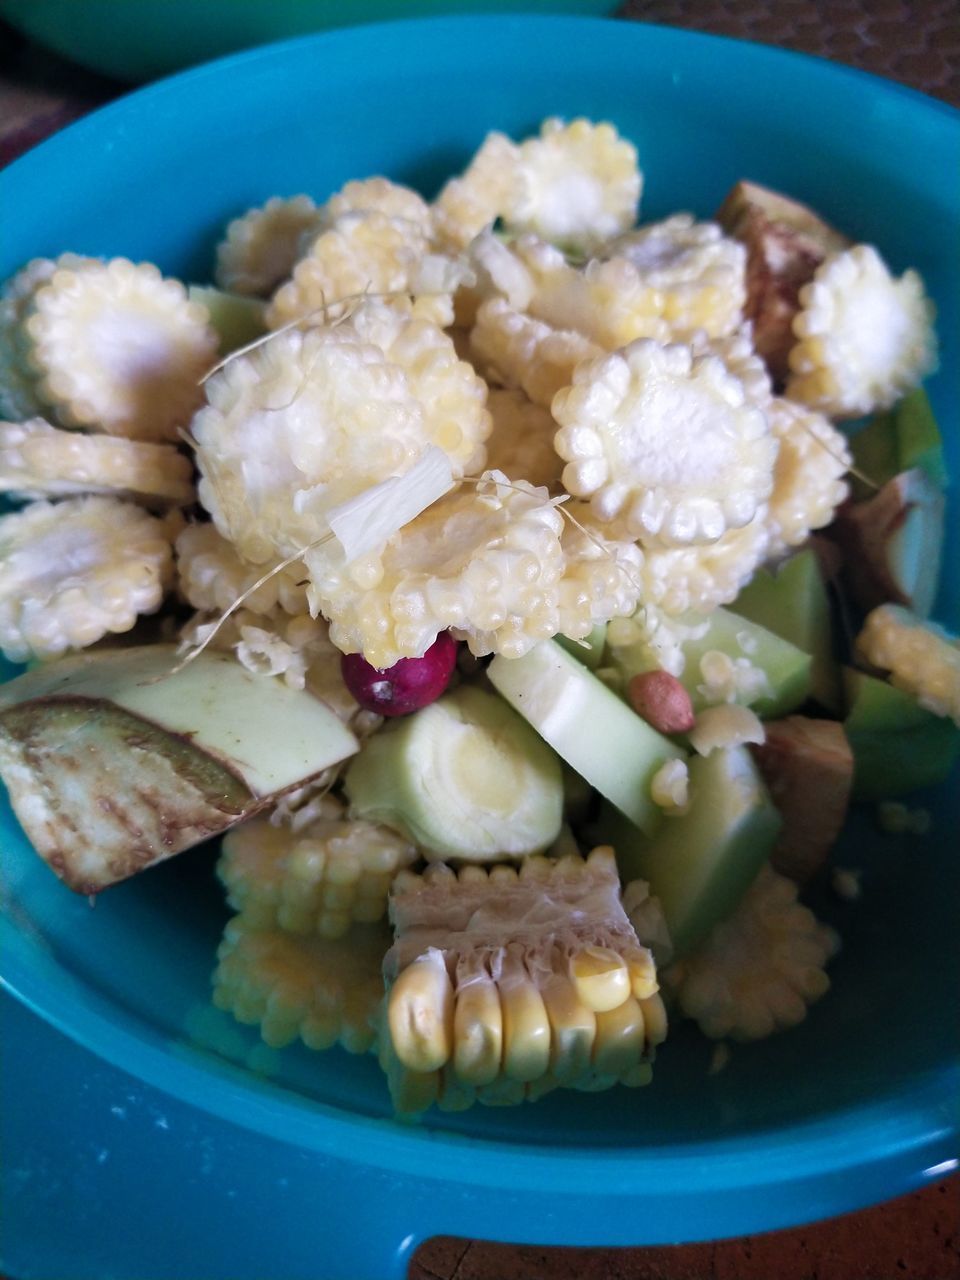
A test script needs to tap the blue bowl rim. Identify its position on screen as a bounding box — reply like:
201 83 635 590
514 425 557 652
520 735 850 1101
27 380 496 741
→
0 10 958 1226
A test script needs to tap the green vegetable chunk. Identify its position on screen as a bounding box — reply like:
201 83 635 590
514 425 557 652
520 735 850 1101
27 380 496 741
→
843 668 960 801
0 645 359 893
849 387 949 499
732 550 841 712
601 746 782 956
343 684 563 860
488 639 683 837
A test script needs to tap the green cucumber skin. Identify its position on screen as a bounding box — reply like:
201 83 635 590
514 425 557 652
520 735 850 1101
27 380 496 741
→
732 550 841 713
607 607 812 720
488 641 683 837
343 685 563 859
849 387 949 500
597 746 781 956
843 669 960 800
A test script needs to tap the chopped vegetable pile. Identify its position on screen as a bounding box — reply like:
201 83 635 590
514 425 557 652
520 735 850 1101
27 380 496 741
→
0 117 956 1117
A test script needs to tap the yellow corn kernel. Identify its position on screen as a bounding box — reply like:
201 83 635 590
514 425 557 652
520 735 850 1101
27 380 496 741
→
387 948 455 1073
592 995 646 1077
569 946 632 1013
452 967 503 1087
540 968 596 1083
499 949 551 1083
625 946 659 1000
638 992 668 1047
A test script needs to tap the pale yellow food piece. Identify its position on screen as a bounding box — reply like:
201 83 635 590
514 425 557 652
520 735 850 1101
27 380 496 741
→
484 387 564 491
431 131 523 251
553 339 777 548
0 495 174 662
632 513 771 617
764 397 850 557
0 416 195 506
215 195 324 297
174 522 309 618
212 913 389 1054
378 849 661 1112
856 605 960 725
606 214 746 336
469 297 602 408
219 812 417 936
786 244 937 417
266 210 468 331
664 864 839 1041
506 117 641 252
321 177 432 232
515 234 743 352
309 472 566 667
22 257 218 442
0 256 98 422
191 300 490 567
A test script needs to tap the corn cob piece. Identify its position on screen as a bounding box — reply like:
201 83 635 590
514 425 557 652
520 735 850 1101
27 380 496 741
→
855 604 960 726
215 195 325 297
764 397 851 557
431 131 523 252
218 811 418 936
469 297 602 409
663 864 839 1041
0 496 175 663
174 522 309 618
786 245 937 418
212 914 390 1053
22 257 218 442
0 256 99 422
192 299 490 568
0 417 195 507
505 117 641 253
515 235 743 353
553 339 777 549
378 849 663 1113
484 388 565 492
321 177 432 233
605 215 746 337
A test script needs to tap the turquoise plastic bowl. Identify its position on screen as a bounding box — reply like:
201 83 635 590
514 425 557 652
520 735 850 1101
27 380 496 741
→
1 17 958 1280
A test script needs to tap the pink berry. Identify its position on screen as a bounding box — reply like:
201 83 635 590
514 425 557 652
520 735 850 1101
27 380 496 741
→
340 632 460 717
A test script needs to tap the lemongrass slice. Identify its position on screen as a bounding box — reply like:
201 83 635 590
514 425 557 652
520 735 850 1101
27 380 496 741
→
215 195 324 297
553 340 777 548
786 244 937 418
0 496 174 662
0 417 195 506
22 257 218 442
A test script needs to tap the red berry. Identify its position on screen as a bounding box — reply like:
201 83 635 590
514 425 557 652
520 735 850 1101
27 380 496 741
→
340 632 460 717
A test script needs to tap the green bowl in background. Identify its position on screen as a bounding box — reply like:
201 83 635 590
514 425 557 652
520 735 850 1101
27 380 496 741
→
0 0 618 81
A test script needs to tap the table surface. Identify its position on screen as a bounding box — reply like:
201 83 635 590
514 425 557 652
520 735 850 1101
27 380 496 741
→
1 4 958 1279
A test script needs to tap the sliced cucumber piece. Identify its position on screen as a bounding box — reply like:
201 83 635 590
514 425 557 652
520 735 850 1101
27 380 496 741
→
843 667 960 801
487 640 683 837
0 645 359 893
849 387 949 499
343 684 562 860
607 607 812 719
597 746 781 955
556 623 607 671
732 550 841 712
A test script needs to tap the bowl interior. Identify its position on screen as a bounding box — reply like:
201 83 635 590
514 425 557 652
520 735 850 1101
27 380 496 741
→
1 13 957 1193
